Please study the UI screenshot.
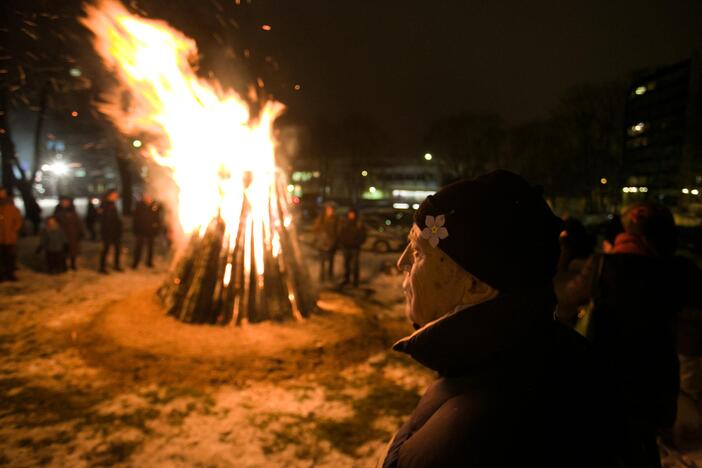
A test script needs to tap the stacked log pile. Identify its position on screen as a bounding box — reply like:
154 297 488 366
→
158 175 316 325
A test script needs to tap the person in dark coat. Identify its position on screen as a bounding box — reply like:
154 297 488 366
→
98 189 123 273
313 203 339 281
54 196 84 270
85 197 99 241
559 202 701 467
383 171 624 468
37 216 67 274
131 192 161 268
338 208 366 287
0 187 23 282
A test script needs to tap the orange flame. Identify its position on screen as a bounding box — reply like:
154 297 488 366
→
82 0 287 276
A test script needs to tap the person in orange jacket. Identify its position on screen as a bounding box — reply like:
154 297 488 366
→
0 186 23 281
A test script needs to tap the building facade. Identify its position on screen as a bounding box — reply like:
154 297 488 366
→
623 53 702 211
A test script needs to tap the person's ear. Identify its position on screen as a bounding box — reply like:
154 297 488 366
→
459 272 498 304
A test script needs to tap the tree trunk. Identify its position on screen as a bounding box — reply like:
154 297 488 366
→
115 144 133 215
1 90 41 233
31 82 50 180
0 91 16 192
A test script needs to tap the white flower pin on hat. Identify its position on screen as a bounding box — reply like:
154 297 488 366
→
421 215 449 247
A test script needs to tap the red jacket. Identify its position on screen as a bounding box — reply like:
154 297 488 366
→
0 201 22 245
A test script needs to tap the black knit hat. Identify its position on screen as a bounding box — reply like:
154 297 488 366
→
414 170 564 291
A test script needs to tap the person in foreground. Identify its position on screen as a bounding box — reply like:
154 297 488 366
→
382 170 624 468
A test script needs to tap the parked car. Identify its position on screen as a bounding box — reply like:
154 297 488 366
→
362 208 413 253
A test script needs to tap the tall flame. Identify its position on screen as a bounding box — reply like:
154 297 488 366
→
81 0 287 278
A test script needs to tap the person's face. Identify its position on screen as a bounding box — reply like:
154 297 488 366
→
397 225 471 327
325 206 334 217
47 218 58 229
347 211 357 221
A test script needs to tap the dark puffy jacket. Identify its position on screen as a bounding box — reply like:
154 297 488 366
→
337 218 366 249
560 252 701 429
133 201 161 237
99 201 122 241
54 207 84 256
383 289 624 468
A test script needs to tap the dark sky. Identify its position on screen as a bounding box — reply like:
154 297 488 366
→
245 0 702 136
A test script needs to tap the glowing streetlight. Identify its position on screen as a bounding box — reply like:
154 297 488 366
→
600 178 608 185
361 170 368 177
682 188 690 194
50 161 69 176
132 139 143 148
424 153 433 161
369 186 377 193
71 111 79 117
634 86 647 95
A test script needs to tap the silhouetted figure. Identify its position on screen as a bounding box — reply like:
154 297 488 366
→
132 193 161 268
313 203 338 281
98 189 123 273
54 196 84 270
554 217 595 326
0 187 23 282
338 208 366 287
384 172 624 468
37 216 67 274
560 202 697 467
85 197 99 241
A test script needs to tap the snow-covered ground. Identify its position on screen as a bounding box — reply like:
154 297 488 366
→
0 231 433 467
1 229 701 467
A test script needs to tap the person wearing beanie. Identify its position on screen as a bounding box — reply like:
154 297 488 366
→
382 171 624 467
560 202 702 467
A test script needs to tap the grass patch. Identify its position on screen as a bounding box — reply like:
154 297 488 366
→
258 373 422 459
84 440 140 466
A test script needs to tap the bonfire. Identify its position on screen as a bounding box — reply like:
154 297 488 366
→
82 0 316 324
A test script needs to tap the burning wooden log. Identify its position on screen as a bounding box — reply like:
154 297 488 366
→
158 175 316 325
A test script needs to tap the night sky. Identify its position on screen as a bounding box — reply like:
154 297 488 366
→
247 0 702 136
5 0 702 160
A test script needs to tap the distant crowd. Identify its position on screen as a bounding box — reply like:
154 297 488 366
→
313 203 367 288
0 186 163 281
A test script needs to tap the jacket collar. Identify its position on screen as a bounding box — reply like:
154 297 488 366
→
393 288 556 376
612 232 654 256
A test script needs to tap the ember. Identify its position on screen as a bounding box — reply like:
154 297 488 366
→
82 0 315 324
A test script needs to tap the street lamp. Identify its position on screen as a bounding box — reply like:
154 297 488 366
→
424 153 432 161
361 170 368 177
132 139 143 148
